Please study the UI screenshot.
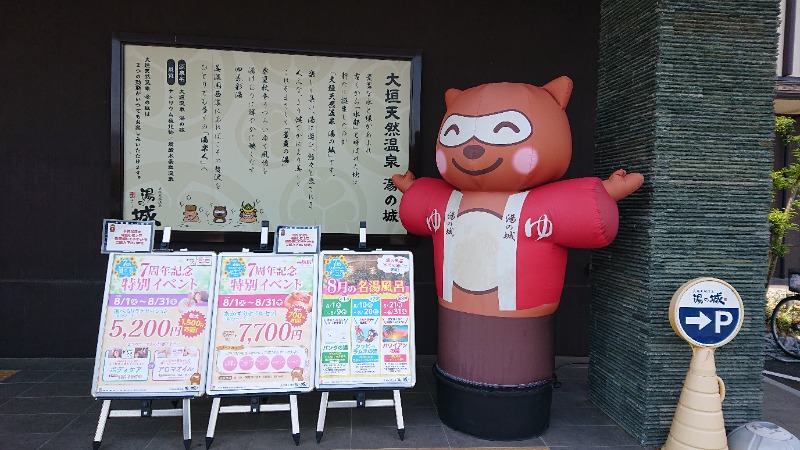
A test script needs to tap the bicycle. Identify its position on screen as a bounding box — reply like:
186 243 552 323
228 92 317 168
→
770 292 800 359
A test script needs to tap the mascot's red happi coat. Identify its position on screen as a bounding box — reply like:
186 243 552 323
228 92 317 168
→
392 78 643 385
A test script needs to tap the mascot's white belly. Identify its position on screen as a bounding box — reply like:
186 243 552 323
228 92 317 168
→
451 210 502 293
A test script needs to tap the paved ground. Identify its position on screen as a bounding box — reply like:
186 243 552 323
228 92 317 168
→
762 355 800 438
0 355 797 450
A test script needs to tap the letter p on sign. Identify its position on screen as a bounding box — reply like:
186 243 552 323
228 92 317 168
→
715 311 733 334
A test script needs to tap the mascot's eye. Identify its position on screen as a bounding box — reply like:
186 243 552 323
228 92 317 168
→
493 121 520 133
475 110 532 145
439 114 476 147
444 124 460 136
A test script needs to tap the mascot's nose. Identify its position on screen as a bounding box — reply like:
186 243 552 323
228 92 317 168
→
463 145 485 160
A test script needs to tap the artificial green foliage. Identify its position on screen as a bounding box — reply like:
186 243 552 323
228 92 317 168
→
768 116 800 285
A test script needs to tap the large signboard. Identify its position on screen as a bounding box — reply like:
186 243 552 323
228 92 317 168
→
315 251 415 389
206 253 318 395
92 252 216 397
114 36 420 238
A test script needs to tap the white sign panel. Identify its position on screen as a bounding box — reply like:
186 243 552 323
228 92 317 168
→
92 252 217 397
274 225 321 254
315 251 415 389
101 219 155 253
206 253 318 395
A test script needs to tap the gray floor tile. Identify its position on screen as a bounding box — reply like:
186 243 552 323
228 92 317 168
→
60 359 98 371
201 430 255 450
144 430 203 450
401 407 443 427
0 396 97 414
352 405 406 428
252 426 351 449
55 412 109 436
550 389 595 409
154 412 213 433
47 369 94 384
39 433 105 450
0 413 80 434
0 382 34 398
762 378 800 438
0 432 57 450
405 381 430 394
550 447 646 449
91 432 155 449
0 358 69 370
351 424 448 448
442 424 548 448
541 422 641 447
298 403 352 429
350 405 441 428
89 412 173 434
1 370 58 383
16 381 91 398
206 408 265 431
396 391 435 408
554 376 589 392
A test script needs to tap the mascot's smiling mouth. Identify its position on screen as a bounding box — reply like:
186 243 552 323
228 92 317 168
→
452 158 504 176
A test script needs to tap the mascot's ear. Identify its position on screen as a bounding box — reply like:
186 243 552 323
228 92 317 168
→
542 76 573 110
444 88 463 108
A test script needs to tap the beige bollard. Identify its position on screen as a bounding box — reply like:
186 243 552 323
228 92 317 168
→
664 278 743 450
662 347 727 450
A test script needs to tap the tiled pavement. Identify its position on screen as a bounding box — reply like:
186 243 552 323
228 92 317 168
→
0 355 797 450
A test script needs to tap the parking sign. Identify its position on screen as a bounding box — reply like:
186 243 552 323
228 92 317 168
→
669 278 743 348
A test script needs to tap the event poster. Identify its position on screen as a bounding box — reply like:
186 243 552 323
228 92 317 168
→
315 251 415 389
120 44 413 235
92 252 216 397
206 253 317 395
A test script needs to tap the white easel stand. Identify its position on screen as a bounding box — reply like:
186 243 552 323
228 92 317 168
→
93 398 193 449
205 394 300 448
315 389 405 443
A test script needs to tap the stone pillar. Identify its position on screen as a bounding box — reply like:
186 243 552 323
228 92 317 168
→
590 0 779 445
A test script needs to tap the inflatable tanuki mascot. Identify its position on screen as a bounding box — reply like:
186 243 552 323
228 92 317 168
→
392 77 643 440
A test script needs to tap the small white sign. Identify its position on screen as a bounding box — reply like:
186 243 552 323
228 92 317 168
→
101 219 155 254
274 226 321 254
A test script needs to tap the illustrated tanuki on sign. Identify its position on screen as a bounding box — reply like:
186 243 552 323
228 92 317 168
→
392 78 642 438
291 367 304 381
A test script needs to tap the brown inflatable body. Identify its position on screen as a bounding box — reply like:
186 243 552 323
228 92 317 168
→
392 80 643 439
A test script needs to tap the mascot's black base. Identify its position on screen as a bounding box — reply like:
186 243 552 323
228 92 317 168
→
433 363 553 440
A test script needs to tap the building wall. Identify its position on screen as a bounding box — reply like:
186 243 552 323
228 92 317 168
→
0 0 604 357
590 0 778 444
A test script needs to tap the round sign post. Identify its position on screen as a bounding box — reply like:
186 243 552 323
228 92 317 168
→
663 278 744 450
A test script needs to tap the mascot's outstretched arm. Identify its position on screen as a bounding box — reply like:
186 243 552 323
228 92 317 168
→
603 169 644 201
392 170 416 193
394 169 643 200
